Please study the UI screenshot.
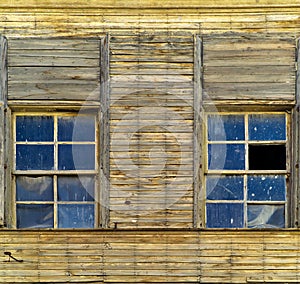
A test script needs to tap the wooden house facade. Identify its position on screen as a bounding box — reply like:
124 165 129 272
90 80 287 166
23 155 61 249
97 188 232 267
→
0 0 300 282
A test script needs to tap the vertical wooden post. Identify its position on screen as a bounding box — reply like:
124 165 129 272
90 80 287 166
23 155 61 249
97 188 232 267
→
99 34 110 228
293 38 300 227
0 36 7 227
193 35 204 228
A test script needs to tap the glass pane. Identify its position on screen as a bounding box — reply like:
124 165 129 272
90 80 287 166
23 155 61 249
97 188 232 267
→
206 176 244 200
208 114 244 141
58 204 94 228
208 144 245 170
249 114 286 141
248 175 286 201
58 145 95 170
58 176 95 201
247 205 285 228
17 204 53 228
16 176 53 201
16 145 54 170
58 116 95 142
16 116 54 142
206 203 244 228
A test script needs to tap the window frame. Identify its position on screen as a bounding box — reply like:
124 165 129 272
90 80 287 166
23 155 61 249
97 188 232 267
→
203 111 291 229
11 110 101 229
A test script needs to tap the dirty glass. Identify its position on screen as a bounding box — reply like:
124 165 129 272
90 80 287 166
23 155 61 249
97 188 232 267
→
16 176 53 201
16 145 54 170
58 176 95 201
17 204 54 228
249 114 286 141
206 203 244 228
58 144 95 170
208 144 245 170
247 204 285 228
16 116 54 142
58 116 95 142
58 204 94 228
206 175 244 200
208 114 244 141
248 175 286 201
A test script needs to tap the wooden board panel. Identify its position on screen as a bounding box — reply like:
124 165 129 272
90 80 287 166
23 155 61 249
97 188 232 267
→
7 38 101 101
1 230 300 283
109 33 194 229
203 35 296 103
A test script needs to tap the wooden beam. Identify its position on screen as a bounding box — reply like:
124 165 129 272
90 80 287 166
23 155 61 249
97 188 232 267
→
99 34 110 228
0 0 300 9
0 36 7 226
193 35 204 228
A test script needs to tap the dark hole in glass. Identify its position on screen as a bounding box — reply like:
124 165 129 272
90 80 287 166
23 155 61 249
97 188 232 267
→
249 144 286 170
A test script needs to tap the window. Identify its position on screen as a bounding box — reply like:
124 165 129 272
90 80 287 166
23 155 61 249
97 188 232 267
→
13 112 98 229
205 112 289 228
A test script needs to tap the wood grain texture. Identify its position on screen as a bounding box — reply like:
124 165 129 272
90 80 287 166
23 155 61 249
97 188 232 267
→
1 230 300 283
0 36 7 226
203 35 296 103
8 38 101 101
109 32 194 229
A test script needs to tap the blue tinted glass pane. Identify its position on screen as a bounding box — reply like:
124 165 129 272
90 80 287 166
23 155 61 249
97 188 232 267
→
58 176 95 201
16 145 54 170
208 144 245 170
58 116 95 142
206 176 244 200
247 205 285 228
58 204 94 228
249 114 286 141
208 115 244 141
16 176 53 201
16 116 54 142
206 203 244 228
17 204 53 228
58 145 95 170
248 175 286 201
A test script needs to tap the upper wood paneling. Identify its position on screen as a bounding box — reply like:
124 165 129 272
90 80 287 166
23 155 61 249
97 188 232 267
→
203 35 296 103
1 0 300 8
7 38 101 101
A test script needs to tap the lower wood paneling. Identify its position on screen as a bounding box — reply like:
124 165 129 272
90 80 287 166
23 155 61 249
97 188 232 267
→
1 229 300 283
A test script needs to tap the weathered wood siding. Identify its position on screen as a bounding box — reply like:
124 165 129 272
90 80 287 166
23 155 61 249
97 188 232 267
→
7 38 101 101
1 229 300 283
203 35 296 104
109 32 194 228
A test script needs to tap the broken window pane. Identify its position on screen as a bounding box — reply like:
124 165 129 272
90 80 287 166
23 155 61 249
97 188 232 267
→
58 144 95 170
58 116 95 142
206 175 244 200
248 175 286 201
208 144 245 170
58 176 95 201
16 176 53 201
247 204 285 228
249 114 286 141
208 114 244 141
206 203 244 228
249 144 286 170
16 116 54 142
17 204 53 228
58 204 94 228
16 145 54 170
